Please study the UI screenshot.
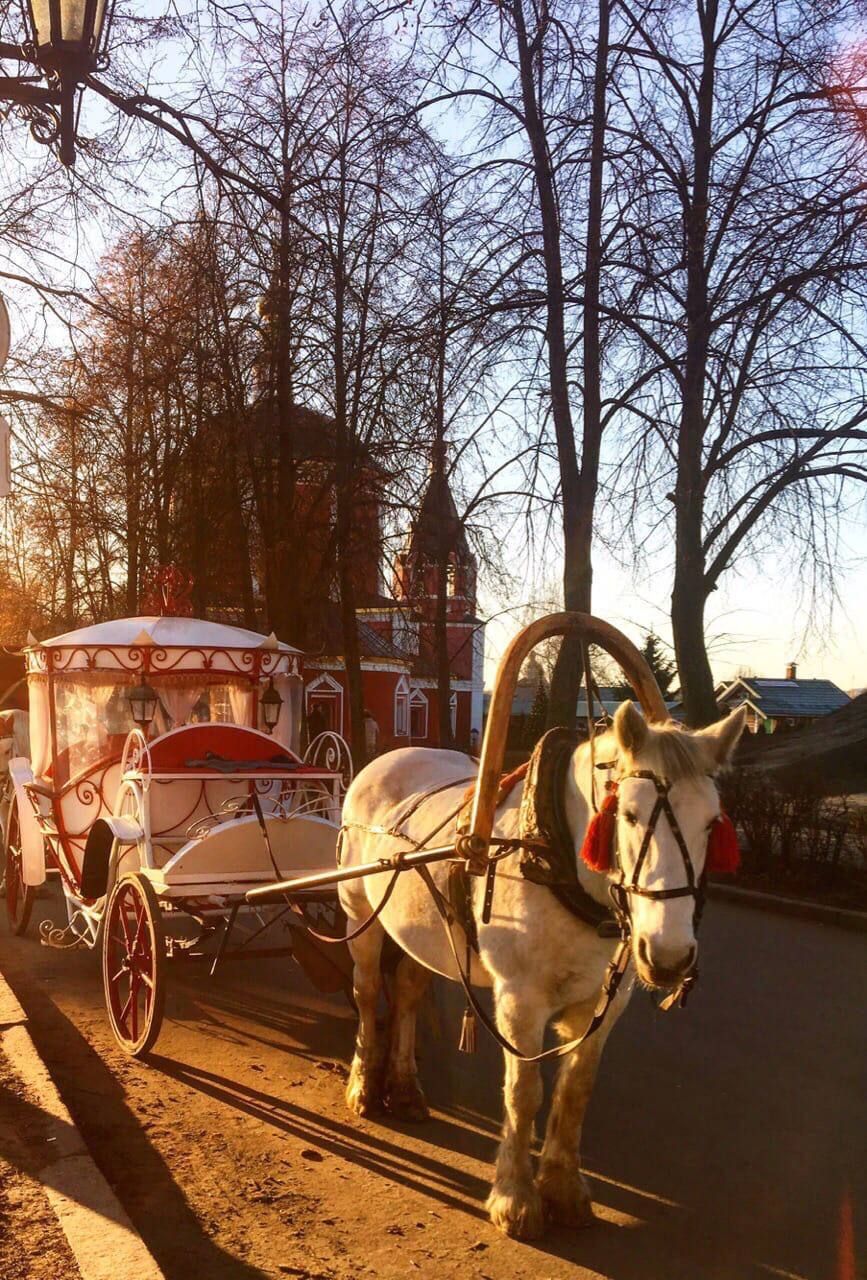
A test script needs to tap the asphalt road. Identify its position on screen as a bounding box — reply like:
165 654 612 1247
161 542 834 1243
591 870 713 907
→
0 891 863 1280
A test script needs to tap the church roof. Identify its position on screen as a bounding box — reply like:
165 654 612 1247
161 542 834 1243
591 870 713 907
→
405 470 471 562
305 603 411 665
247 398 389 475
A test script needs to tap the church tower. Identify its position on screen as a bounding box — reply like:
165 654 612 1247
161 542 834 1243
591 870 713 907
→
393 456 477 620
392 454 484 744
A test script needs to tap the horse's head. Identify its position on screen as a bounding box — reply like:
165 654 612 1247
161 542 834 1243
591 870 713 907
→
592 701 746 991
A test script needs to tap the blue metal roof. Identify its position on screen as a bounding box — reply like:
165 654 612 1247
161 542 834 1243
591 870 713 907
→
721 678 849 719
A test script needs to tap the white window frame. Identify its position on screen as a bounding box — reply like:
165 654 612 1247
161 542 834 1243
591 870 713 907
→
449 691 458 737
394 675 410 737
306 672 344 736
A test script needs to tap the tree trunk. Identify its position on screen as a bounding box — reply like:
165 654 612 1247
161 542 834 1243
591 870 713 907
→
432 208 454 749
671 0 719 727
671 566 717 725
269 183 300 645
333 159 366 767
511 0 607 726
510 0 587 728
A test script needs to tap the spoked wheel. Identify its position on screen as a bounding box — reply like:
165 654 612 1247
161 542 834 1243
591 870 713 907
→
4 797 34 936
102 872 166 1058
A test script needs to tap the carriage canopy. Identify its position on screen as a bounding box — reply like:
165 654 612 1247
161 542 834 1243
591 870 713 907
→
25 616 304 783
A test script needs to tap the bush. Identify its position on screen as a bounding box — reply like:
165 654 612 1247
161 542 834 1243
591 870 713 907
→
720 768 864 896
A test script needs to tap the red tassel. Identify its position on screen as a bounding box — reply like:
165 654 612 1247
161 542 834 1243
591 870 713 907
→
707 812 740 873
580 791 618 871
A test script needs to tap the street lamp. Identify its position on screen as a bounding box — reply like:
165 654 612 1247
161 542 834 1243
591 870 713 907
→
260 678 283 735
0 0 115 165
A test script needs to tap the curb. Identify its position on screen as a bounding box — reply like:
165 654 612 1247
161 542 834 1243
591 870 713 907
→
708 882 867 933
0 969 165 1280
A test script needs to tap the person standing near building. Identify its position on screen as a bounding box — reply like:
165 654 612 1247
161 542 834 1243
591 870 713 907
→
307 702 327 748
364 709 380 758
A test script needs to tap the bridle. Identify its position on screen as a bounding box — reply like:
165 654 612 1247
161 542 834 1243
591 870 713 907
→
605 767 713 1007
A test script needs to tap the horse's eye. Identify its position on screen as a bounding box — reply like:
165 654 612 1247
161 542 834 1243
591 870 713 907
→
622 810 638 826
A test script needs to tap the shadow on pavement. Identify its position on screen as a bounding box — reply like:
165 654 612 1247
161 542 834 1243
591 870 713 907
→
0 968 270 1280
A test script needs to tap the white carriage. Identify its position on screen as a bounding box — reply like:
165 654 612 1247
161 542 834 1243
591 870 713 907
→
2 615 353 1056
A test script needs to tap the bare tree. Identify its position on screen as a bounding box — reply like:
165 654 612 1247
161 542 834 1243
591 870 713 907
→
608 0 867 722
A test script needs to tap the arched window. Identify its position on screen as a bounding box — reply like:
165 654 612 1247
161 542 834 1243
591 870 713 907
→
449 691 458 738
394 675 410 737
409 687 429 740
306 673 344 737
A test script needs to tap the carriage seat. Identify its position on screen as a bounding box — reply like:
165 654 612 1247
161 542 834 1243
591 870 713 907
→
136 725 317 867
144 723 302 774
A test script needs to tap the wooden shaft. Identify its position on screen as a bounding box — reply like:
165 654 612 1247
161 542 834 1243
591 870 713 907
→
455 612 667 870
244 842 457 904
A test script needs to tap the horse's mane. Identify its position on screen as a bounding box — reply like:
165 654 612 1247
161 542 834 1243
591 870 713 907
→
621 720 713 781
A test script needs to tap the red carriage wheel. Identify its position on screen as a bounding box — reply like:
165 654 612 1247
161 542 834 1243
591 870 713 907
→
4 796 34 936
102 872 166 1057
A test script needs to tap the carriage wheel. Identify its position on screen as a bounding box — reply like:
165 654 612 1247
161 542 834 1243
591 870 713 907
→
4 797 34 937
102 872 166 1058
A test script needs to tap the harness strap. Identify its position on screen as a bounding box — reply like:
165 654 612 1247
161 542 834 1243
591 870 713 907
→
416 862 630 1062
294 861 405 944
581 641 598 814
302 775 501 948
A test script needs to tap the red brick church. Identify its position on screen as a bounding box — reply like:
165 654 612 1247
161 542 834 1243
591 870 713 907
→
302 465 485 754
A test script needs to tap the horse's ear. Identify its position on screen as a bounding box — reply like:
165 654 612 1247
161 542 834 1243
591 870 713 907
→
613 700 647 755
696 705 747 766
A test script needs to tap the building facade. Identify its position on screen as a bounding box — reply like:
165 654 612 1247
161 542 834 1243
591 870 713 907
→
302 467 485 753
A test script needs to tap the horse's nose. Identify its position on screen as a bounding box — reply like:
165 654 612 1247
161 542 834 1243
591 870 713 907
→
638 936 696 976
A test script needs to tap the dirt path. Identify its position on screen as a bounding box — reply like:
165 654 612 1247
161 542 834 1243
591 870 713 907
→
1 888 863 1280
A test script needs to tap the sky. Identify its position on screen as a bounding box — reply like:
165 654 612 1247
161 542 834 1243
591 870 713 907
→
481 533 867 695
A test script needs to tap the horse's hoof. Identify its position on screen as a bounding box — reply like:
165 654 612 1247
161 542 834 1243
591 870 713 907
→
345 1061 383 1118
537 1166 596 1228
384 1076 429 1123
486 1183 545 1240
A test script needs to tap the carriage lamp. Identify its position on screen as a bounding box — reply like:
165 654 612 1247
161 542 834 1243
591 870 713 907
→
0 0 116 166
260 678 283 733
127 679 158 730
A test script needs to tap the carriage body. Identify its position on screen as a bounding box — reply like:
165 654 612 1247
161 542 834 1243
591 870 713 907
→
3 615 352 1054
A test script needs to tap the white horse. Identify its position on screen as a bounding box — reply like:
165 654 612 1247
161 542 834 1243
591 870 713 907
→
0 709 29 843
0 709 29 772
339 700 746 1239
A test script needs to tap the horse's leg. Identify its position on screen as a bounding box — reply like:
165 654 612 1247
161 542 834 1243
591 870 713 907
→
536 999 608 1227
345 918 386 1118
486 988 547 1240
383 953 431 1122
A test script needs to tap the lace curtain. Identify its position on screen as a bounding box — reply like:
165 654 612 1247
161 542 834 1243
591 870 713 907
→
228 684 254 727
160 685 205 730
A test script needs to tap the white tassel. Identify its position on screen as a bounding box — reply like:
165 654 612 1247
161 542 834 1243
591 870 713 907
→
458 1005 478 1054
